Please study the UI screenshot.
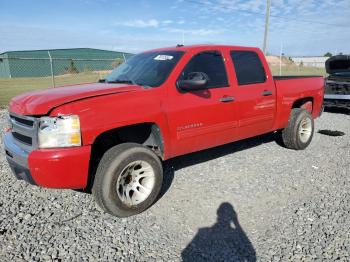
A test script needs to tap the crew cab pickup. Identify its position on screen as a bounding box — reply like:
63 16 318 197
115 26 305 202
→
324 55 350 109
4 45 324 217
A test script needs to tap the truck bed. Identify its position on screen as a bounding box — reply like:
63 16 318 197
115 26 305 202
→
273 75 325 130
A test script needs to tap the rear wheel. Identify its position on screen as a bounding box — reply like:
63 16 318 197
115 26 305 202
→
92 143 163 217
282 108 314 150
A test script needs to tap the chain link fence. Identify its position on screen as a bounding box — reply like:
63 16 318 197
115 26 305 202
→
267 56 326 77
0 56 125 86
269 63 326 77
0 53 327 107
0 55 128 107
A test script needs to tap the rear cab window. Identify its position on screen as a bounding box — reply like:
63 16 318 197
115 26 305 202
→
230 51 266 85
178 50 229 88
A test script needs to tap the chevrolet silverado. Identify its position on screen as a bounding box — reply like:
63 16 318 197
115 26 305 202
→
4 45 324 217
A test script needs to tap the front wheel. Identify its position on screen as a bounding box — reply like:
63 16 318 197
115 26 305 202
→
281 108 314 150
92 143 163 217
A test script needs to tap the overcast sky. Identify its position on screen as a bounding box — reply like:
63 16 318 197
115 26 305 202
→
1 0 349 56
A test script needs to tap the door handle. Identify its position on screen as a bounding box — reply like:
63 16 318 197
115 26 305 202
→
262 90 273 96
219 96 235 103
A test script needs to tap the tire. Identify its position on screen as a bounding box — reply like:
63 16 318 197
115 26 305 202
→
281 108 314 150
92 143 163 217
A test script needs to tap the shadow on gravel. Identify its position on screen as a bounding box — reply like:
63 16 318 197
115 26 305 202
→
159 133 278 199
79 132 279 204
324 107 350 115
318 130 345 137
181 202 256 262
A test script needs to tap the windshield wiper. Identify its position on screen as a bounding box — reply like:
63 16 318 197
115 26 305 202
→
106 79 136 84
104 79 152 88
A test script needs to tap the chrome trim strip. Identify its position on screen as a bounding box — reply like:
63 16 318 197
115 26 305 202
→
326 80 350 85
12 123 34 137
324 94 350 100
9 111 36 123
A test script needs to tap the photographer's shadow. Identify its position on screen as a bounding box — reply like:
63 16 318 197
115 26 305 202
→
181 202 256 262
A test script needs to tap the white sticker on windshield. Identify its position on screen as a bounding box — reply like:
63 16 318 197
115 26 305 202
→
154 55 174 61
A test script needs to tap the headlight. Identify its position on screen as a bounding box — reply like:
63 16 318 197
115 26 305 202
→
38 115 81 148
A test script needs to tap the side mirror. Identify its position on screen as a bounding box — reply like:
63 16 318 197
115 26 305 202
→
177 72 209 91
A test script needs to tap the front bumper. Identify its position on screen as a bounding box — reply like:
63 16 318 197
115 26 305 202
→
4 131 91 189
4 133 36 184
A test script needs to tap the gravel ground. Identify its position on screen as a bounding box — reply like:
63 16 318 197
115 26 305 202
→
0 108 349 261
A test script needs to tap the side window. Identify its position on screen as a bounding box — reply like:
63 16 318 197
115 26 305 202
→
179 51 228 88
230 51 266 85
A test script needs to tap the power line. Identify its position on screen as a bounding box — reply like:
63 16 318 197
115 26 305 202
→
269 12 348 29
184 0 348 29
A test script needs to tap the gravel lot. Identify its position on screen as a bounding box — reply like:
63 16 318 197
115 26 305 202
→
0 108 349 261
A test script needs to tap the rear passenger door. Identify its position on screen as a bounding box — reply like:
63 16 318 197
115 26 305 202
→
230 50 276 139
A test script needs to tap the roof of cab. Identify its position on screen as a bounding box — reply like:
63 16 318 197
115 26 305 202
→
145 44 262 53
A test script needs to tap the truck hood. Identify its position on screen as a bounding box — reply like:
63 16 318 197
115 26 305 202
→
9 82 142 115
326 55 350 75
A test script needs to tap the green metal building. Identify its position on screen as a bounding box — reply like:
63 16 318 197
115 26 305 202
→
0 48 133 78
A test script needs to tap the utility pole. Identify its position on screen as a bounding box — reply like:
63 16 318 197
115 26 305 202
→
263 0 271 54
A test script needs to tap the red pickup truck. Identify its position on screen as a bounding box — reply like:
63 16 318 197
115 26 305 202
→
4 45 324 217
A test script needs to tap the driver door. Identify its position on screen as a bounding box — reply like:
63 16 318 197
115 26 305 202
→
165 50 238 157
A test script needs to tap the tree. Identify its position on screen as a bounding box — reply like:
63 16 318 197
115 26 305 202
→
324 52 332 57
65 60 79 74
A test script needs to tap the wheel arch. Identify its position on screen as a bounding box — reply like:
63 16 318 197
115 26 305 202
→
85 122 165 191
292 97 314 113
274 96 315 131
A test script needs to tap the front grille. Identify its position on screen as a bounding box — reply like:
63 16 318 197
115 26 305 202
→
11 115 34 127
9 113 38 151
12 132 32 145
325 81 350 95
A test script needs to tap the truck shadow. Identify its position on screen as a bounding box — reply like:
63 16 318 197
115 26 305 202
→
181 202 256 262
160 132 279 199
80 132 280 201
318 129 345 137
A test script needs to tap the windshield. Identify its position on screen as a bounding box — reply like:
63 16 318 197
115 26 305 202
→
105 50 184 87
